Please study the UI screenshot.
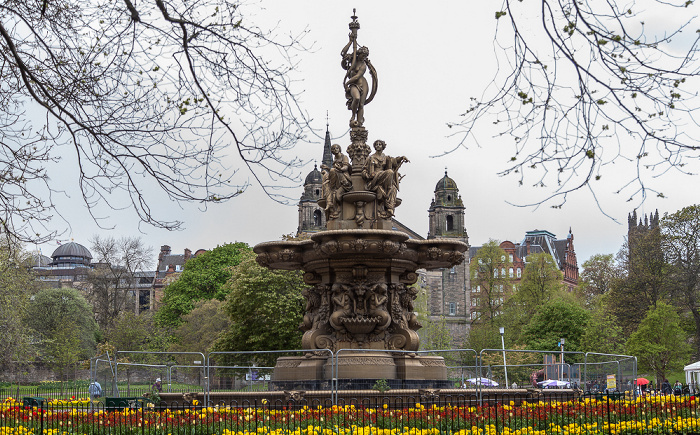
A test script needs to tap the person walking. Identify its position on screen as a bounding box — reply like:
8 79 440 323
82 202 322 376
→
153 378 162 393
88 381 102 399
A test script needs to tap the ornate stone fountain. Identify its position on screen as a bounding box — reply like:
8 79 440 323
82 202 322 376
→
254 11 467 389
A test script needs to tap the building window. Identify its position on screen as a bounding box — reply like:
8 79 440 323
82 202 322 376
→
313 209 322 226
449 302 456 315
509 254 513 263
517 268 522 278
478 259 482 264
471 311 480 320
501 267 506 277
493 269 498 278
509 268 514 278
446 215 454 232
501 255 506 261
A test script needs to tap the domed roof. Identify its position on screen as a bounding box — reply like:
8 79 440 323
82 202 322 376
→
51 242 92 260
435 170 458 192
304 165 323 186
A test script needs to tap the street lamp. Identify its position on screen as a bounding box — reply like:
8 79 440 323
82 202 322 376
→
560 338 565 382
500 327 509 389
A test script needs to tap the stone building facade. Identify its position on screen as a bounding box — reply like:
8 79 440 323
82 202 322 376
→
423 172 470 347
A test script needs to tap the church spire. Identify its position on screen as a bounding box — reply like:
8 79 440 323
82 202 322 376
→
321 116 332 169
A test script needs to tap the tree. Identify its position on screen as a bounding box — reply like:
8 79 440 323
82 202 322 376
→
169 299 230 354
213 251 305 367
662 204 700 357
521 298 590 354
83 235 153 330
155 242 249 328
470 240 513 325
579 305 625 355
104 311 162 352
577 254 618 307
418 316 453 351
626 302 691 385
0 244 43 372
25 287 99 375
513 252 564 315
453 0 700 208
609 228 670 334
0 0 308 244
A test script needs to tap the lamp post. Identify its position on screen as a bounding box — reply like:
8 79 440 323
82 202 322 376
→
560 338 565 382
500 327 509 389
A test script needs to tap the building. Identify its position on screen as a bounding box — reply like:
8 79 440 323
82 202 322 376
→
151 245 207 308
297 125 333 237
468 230 579 324
32 241 157 316
33 242 94 285
422 171 470 346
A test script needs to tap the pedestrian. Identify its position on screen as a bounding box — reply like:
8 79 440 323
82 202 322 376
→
674 380 683 395
662 379 672 395
153 378 162 393
88 381 102 399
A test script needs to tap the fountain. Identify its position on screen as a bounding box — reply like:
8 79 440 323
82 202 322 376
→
254 10 468 390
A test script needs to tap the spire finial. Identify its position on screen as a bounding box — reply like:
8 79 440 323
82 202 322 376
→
326 110 329 129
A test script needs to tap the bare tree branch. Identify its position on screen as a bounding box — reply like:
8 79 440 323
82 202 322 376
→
450 0 700 210
0 0 310 243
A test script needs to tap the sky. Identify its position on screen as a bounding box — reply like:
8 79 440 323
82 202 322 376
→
35 0 699 268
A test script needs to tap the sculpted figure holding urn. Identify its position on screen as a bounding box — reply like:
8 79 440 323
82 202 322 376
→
362 140 409 218
321 144 352 219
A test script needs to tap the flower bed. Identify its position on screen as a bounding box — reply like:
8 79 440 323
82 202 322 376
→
1 395 699 434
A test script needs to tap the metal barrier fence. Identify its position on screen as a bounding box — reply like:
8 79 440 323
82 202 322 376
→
1 348 637 406
2 390 699 434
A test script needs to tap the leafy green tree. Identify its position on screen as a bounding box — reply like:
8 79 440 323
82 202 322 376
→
579 305 625 355
513 253 564 316
0 245 43 371
170 299 230 354
0 0 308 244
104 311 163 352
419 316 453 351
213 251 305 367
577 254 618 307
465 322 501 352
521 298 590 354
626 302 691 385
26 288 99 372
155 242 250 328
470 240 513 325
662 205 700 358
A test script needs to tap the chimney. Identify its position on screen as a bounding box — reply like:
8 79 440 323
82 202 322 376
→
159 245 171 262
526 239 531 254
184 248 192 261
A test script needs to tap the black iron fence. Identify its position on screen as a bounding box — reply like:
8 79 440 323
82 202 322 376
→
2 390 700 434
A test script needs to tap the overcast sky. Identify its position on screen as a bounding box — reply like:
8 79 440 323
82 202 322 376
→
36 0 699 267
